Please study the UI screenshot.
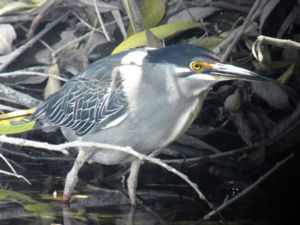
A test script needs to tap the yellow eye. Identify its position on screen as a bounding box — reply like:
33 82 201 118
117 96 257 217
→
190 61 202 72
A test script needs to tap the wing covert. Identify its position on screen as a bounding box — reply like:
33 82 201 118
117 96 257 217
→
33 62 129 136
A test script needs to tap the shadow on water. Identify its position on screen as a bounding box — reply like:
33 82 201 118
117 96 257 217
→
1 152 297 225
0 184 208 225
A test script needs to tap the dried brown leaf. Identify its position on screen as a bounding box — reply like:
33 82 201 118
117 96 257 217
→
34 29 78 64
57 48 88 75
224 89 241 113
0 24 16 55
44 65 61 99
231 112 253 145
251 82 291 110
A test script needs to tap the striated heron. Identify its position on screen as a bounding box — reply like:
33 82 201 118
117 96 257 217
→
33 44 270 204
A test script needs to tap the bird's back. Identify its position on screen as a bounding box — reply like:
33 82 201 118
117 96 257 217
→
33 53 130 137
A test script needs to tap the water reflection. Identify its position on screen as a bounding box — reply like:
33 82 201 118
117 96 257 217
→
0 187 204 225
62 204 162 225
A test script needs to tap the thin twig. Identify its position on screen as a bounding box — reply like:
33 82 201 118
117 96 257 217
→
72 11 103 33
52 31 92 58
111 9 127 39
0 136 68 154
221 0 268 61
256 35 300 50
0 153 31 184
196 153 294 222
122 0 144 33
163 145 253 164
0 146 74 161
213 20 257 55
0 135 213 209
179 0 197 23
0 71 68 82
20 25 55 55
93 0 111 41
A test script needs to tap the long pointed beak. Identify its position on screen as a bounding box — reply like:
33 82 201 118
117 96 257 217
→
210 63 272 82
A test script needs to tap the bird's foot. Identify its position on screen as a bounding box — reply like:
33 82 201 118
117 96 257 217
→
62 171 79 202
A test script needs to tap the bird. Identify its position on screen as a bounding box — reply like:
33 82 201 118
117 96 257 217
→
32 44 270 204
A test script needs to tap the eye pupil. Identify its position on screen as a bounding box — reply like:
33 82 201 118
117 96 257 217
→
191 62 202 71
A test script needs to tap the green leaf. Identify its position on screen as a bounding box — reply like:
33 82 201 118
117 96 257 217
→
0 1 38 16
0 189 36 203
0 189 54 212
127 0 165 36
112 21 201 55
24 203 53 212
0 116 36 135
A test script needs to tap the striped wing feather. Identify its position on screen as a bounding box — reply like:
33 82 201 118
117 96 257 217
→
33 63 128 136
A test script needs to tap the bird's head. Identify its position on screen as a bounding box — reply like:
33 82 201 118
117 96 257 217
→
137 44 272 97
147 44 270 83
112 44 275 100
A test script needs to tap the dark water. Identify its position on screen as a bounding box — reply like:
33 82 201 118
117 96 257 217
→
0 149 298 225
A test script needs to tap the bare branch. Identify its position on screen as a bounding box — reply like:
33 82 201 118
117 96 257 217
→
0 83 41 108
0 135 213 209
0 135 68 154
256 35 300 50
